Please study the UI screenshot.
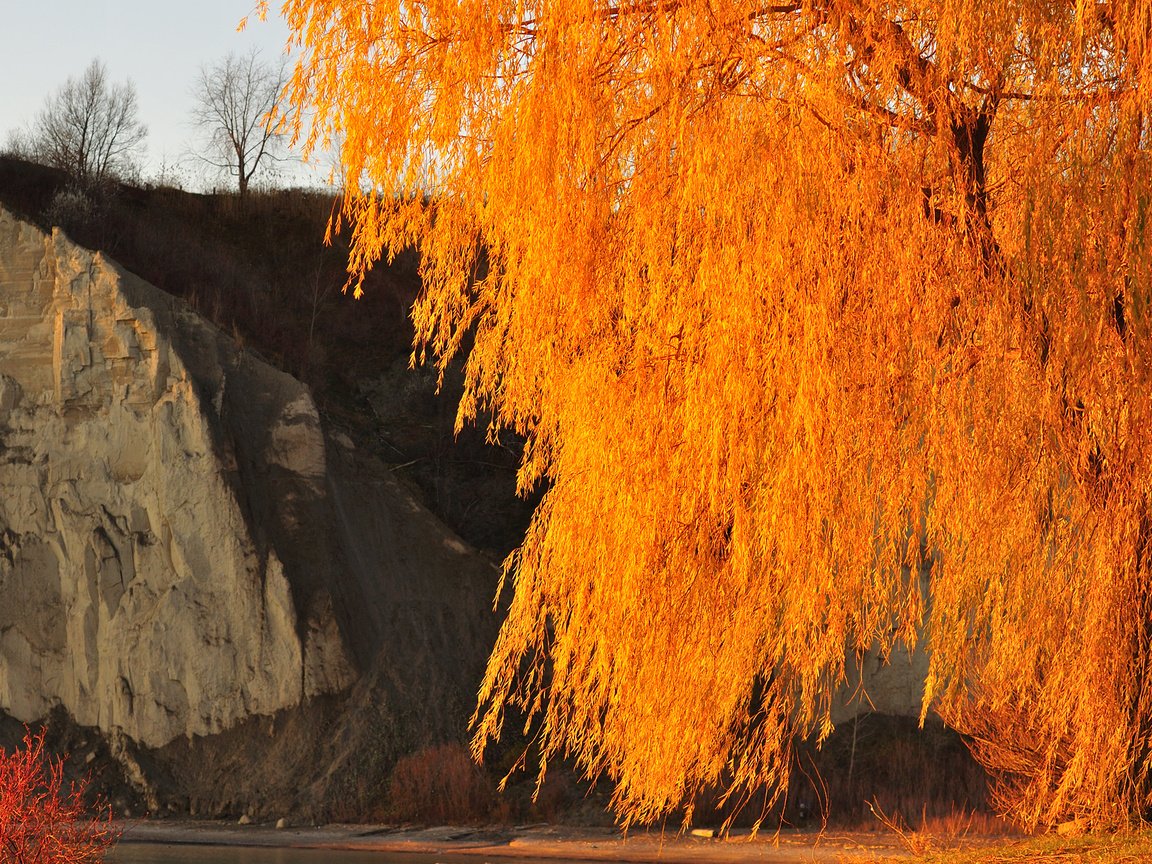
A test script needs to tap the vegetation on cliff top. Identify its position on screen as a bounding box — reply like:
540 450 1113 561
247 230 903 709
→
0 155 534 557
275 0 1152 833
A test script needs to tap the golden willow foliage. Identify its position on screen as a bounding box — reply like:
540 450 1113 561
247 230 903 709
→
273 0 1152 831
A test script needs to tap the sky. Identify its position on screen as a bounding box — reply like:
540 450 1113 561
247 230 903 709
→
0 1 326 188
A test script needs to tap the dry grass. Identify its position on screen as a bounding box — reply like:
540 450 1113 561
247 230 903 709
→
866 797 1152 862
868 799 1015 856
918 807 1015 842
916 828 1152 863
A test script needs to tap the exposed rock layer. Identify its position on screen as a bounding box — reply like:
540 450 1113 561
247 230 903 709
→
0 205 499 797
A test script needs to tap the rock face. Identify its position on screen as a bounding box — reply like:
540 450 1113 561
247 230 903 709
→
0 205 498 771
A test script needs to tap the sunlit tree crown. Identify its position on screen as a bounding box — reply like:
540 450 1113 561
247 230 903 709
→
275 0 1152 830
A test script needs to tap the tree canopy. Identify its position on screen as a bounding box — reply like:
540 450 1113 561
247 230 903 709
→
30 59 146 188
275 0 1152 831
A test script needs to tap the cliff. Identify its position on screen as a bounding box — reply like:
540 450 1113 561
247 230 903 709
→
0 204 500 817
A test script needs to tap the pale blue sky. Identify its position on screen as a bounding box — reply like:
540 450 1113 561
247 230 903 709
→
0 2 323 186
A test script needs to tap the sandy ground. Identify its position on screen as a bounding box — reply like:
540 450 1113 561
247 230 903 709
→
115 821 939 863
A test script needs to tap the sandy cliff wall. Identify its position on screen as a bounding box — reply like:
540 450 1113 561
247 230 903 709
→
0 206 363 746
0 203 502 768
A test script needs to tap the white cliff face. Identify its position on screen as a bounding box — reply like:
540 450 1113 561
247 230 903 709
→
0 207 353 747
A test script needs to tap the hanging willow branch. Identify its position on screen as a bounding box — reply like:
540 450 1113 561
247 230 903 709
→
273 0 1152 831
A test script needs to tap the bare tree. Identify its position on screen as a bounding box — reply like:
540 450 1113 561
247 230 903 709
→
192 49 289 196
1 127 34 160
31 59 147 187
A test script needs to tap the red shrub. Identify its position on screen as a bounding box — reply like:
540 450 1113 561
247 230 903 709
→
0 730 117 864
387 742 495 823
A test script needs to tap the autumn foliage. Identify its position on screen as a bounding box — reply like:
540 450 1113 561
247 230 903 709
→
276 0 1152 831
0 730 117 864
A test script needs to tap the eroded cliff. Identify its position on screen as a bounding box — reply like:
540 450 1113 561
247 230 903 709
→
0 205 500 816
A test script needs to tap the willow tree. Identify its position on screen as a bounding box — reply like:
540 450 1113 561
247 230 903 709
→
273 0 1152 831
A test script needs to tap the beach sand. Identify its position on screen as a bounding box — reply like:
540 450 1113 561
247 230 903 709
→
116 820 934 862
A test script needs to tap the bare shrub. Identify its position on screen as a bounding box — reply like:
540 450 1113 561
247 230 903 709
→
43 186 98 235
386 742 494 824
0 729 118 863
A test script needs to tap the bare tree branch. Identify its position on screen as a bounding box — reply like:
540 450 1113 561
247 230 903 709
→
28 59 147 188
191 49 290 196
